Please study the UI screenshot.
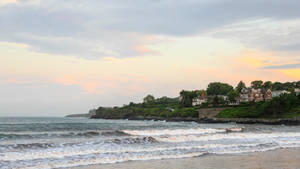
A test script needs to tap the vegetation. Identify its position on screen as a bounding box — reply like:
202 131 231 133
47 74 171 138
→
143 95 155 103
179 90 197 107
206 82 233 96
235 81 246 93
251 80 263 89
217 92 300 119
263 81 272 90
179 90 206 107
227 90 239 102
94 96 201 119
266 81 299 91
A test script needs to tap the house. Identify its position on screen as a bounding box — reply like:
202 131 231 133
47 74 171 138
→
264 89 272 101
192 93 207 106
178 96 183 102
272 90 289 98
239 88 270 102
192 97 206 106
295 88 300 95
240 88 251 102
248 89 264 102
217 95 228 101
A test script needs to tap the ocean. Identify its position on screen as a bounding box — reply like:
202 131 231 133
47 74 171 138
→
0 117 300 169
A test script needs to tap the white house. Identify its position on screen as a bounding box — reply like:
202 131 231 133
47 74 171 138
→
272 90 289 98
239 88 251 102
217 95 228 101
295 88 300 95
192 97 207 106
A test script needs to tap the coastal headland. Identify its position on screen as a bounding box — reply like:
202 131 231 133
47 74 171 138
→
86 80 300 125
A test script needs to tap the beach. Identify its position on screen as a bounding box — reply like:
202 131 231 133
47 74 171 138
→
70 148 300 169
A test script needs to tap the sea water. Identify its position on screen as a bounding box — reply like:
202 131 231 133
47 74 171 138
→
0 117 300 169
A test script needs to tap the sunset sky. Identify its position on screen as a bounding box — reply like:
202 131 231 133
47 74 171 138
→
1 0 300 116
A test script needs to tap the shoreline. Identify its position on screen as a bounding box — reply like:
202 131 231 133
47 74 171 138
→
91 116 300 125
69 147 300 169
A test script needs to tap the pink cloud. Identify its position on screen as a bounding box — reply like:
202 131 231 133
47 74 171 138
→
133 45 155 54
54 76 101 94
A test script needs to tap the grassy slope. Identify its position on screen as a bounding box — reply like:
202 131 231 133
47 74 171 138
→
217 106 300 119
94 102 201 119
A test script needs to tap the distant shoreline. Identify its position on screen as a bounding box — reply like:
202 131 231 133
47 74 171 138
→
91 116 300 125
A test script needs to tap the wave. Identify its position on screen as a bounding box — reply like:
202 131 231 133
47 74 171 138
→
122 127 242 136
0 130 130 140
101 130 130 136
0 127 244 141
109 136 157 144
155 132 300 143
1 142 213 162
0 142 57 152
2 139 296 162
0 135 156 152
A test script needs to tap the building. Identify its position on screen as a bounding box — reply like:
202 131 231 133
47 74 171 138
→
217 95 228 101
239 88 271 102
192 93 207 106
240 88 251 102
272 90 289 98
295 88 300 95
248 89 264 102
264 89 273 101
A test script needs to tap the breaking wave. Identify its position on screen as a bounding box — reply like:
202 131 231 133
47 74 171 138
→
0 130 130 140
122 127 242 136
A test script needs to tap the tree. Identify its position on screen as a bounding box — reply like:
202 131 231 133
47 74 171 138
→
143 95 155 103
228 90 239 102
264 92 299 117
272 82 283 91
236 81 246 93
195 90 206 96
251 80 263 89
206 82 233 96
263 81 272 89
282 82 294 91
296 81 300 88
212 96 219 107
179 90 197 107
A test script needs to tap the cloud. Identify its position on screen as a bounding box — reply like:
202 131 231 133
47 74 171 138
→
0 0 18 5
263 63 300 69
1 0 300 58
211 19 300 53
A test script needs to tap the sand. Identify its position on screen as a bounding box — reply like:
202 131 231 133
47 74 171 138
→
69 148 300 169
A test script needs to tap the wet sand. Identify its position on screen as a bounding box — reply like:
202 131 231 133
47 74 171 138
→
69 148 300 169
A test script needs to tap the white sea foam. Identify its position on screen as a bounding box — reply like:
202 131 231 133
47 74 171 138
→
122 128 242 136
155 132 300 143
0 143 246 161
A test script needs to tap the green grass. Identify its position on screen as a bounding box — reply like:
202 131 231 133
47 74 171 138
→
216 107 260 118
277 106 300 118
217 105 300 119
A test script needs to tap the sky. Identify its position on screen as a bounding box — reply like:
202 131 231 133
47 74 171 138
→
0 0 300 117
